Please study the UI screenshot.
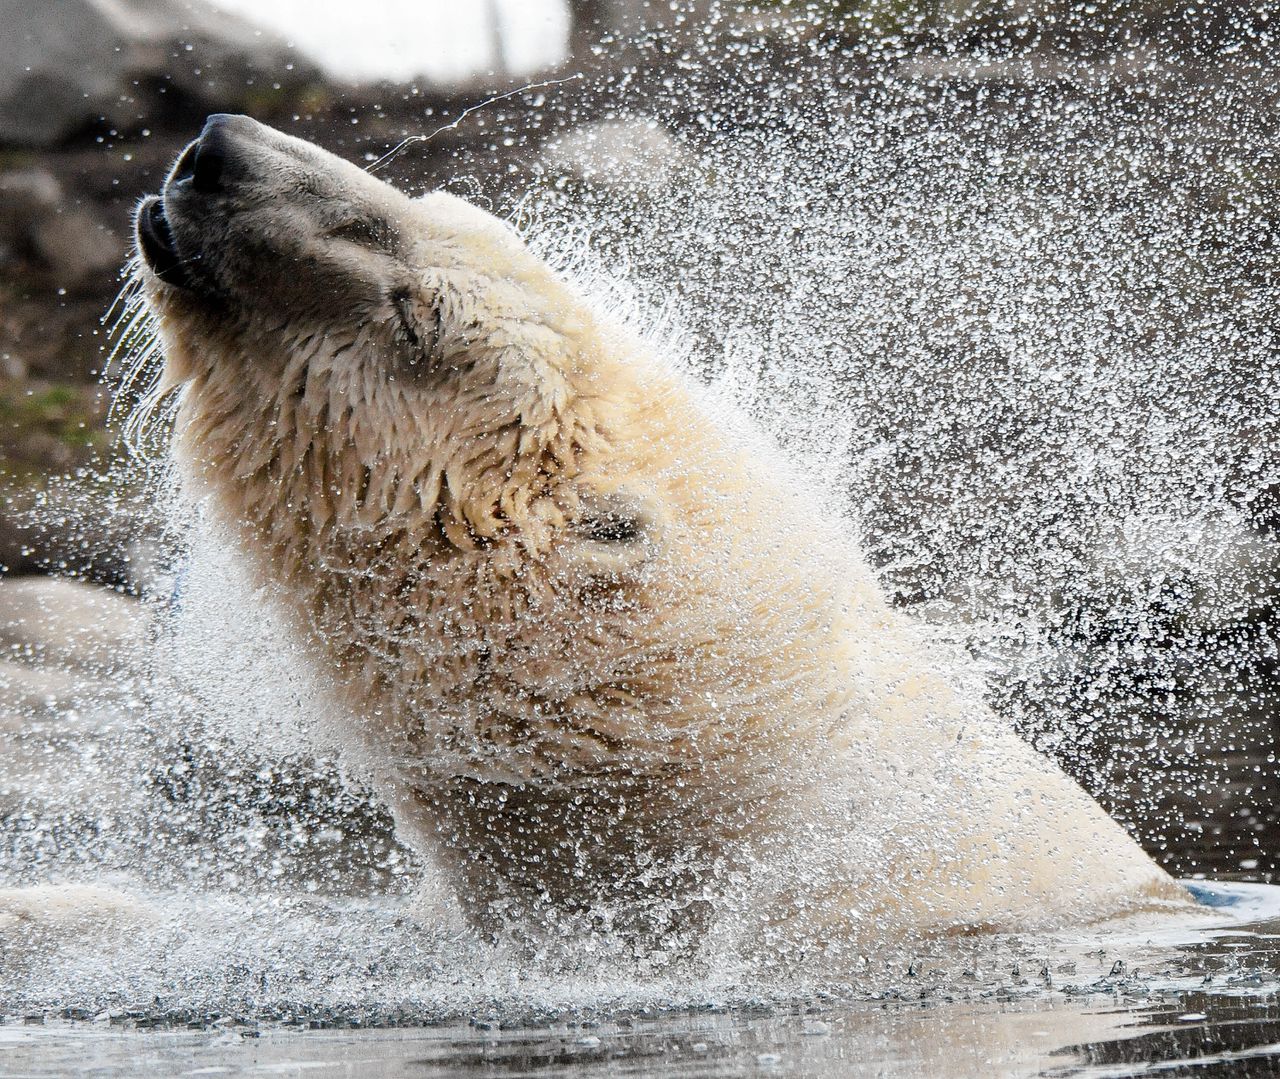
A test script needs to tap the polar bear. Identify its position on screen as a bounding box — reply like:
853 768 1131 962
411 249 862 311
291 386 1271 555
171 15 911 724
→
130 114 1187 959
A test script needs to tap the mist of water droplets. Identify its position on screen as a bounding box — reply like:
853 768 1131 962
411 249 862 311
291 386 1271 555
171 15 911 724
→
6 10 1280 1020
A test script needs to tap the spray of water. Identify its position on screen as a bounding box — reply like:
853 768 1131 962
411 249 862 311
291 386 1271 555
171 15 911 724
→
5 13 1280 1024
364 73 584 174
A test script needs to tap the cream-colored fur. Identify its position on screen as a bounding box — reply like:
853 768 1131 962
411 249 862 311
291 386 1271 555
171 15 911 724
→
132 115 1187 959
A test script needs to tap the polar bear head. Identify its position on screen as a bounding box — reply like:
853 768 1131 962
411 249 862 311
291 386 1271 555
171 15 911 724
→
134 114 665 571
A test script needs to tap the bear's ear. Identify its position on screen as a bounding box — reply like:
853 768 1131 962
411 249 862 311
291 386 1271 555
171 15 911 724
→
390 286 445 368
565 487 666 578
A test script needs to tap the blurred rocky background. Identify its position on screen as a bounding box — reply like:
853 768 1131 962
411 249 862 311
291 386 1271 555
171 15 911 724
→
3 0 1280 891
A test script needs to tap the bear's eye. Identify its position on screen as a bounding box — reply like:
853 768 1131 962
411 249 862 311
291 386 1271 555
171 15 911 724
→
329 216 400 254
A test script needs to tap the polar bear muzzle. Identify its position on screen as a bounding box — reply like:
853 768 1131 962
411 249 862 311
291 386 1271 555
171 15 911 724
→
134 113 416 321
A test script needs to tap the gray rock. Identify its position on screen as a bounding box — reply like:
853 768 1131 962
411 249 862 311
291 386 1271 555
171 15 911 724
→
0 0 319 147
0 690 141 823
0 169 61 226
0 885 161 963
569 0 718 57
541 118 699 194
0 658 81 722
0 168 121 284
0 576 149 675
1090 515 1280 632
0 579 151 855
0 481 172 595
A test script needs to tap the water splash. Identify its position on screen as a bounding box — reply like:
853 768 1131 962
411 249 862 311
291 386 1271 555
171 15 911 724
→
522 44 1280 877
7 14 1280 1028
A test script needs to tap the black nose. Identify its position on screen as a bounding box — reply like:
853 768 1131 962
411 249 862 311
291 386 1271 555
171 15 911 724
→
171 115 234 194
